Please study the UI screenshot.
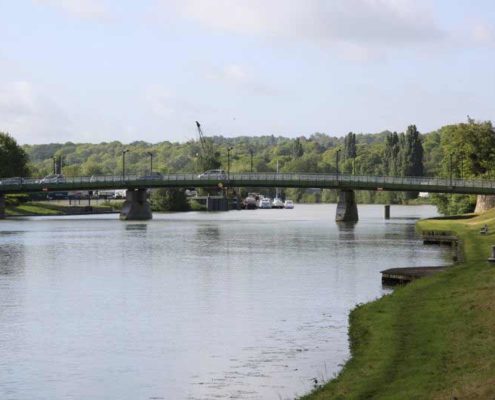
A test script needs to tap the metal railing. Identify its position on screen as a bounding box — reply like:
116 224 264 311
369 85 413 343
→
1 172 495 193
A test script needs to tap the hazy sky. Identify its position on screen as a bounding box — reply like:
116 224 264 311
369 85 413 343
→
1 0 494 144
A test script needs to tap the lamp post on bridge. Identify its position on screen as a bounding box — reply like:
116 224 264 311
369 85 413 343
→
227 146 233 182
249 148 254 173
336 149 341 182
449 153 453 186
122 149 129 182
147 152 153 175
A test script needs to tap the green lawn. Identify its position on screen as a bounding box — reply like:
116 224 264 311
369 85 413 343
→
7 203 63 215
301 209 495 400
6 202 113 216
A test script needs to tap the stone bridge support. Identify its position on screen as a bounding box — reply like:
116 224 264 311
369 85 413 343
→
0 194 5 219
336 190 359 223
120 189 152 221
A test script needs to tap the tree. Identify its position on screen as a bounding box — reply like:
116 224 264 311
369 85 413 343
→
401 125 424 199
292 138 304 158
439 119 495 179
0 132 29 177
431 119 495 215
344 132 357 159
151 188 191 211
383 132 401 176
401 125 424 177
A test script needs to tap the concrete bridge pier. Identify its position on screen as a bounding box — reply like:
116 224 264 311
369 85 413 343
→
0 194 5 219
120 189 152 221
336 190 359 223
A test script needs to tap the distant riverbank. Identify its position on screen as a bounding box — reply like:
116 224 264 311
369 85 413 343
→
6 201 117 217
301 209 495 399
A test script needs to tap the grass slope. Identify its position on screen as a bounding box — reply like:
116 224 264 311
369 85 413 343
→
301 209 495 400
6 202 113 216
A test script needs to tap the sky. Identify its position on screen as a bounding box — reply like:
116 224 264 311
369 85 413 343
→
0 0 494 144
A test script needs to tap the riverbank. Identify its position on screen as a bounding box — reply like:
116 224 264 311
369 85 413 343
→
6 201 116 216
301 209 495 399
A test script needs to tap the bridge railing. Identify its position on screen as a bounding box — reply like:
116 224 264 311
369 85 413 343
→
2 172 495 191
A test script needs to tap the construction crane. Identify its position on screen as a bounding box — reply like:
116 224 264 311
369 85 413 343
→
195 121 220 171
195 121 208 156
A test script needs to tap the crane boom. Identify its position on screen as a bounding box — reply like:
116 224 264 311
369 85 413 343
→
195 121 208 154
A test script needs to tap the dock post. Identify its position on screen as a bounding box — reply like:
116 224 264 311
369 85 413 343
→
120 188 152 220
207 197 228 211
336 190 358 223
488 246 495 263
384 204 390 220
0 194 4 219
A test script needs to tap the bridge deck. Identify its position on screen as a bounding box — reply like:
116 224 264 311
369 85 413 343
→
1 173 495 195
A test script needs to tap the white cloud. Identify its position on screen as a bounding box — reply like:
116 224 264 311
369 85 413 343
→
143 86 176 117
0 81 72 144
471 22 495 45
34 0 109 20
205 64 248 83
171 0 444 49
204 64 279 96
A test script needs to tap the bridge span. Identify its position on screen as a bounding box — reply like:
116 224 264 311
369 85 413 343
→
1 173 494 221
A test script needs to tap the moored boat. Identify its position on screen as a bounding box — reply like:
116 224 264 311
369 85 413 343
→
259 197 272 209
272 197 284 209
284 200 294 209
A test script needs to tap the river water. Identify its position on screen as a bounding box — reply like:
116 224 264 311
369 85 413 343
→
0 205 449 400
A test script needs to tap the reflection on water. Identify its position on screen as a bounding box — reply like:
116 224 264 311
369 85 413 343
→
0 205 449 400
125 223 148 231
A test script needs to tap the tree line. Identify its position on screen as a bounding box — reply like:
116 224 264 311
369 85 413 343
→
1 118 495 215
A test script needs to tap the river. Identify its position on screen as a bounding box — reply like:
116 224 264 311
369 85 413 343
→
0 204 450 399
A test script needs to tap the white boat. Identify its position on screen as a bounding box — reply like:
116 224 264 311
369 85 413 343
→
284 200 294 209
243 194 258 209
272 197 284 209
259 197 272 209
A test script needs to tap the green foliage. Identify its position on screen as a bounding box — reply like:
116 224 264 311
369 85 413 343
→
0 132 29 177
439 119 495 179
151 188 191 212
384 132 401 176
344 132 357 159
431 119 495 215
17 120 495 215
292 138 304 158
402 125 424 199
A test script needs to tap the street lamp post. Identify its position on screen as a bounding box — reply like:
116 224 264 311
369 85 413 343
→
227 146 233 181
122 149 129 181
449 153 453 186
336 149 341 181
249 149 254 173
460 154 464 180
147 152 153 175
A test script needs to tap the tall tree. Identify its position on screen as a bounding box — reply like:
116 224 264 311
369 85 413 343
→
344 132 357 159
384 132 400 176
401 125 424 177
292 138 304 158
0 132 29 177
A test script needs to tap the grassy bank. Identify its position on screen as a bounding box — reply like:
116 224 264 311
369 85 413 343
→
6 201 115 216
301 209 495 399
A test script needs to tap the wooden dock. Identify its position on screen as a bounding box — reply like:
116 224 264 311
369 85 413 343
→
421 230 458 245
381 266 447 285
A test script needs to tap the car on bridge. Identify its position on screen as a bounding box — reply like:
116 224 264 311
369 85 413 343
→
138 172 164 180
0 177 23 185
198 169 227 180
40 174 65 184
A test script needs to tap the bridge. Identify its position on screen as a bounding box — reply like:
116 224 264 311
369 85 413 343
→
1 172 494 221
